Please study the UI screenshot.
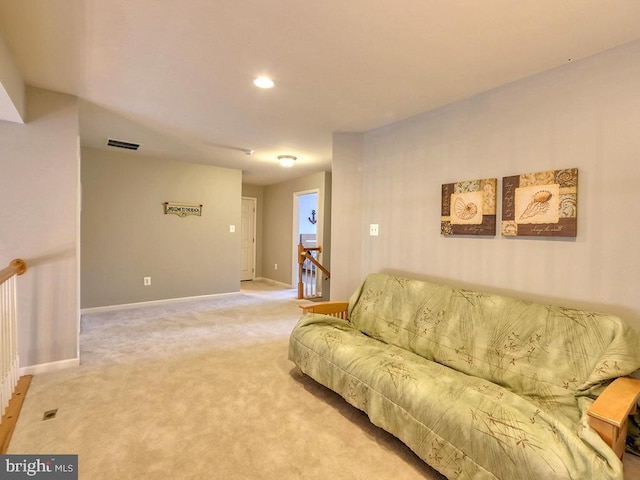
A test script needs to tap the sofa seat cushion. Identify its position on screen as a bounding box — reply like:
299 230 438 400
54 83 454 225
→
289 313 624 480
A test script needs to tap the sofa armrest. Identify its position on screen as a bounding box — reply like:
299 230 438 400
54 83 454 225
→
299 301 349 321
587 376 640 459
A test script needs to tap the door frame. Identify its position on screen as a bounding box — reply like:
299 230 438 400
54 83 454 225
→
241 196 257 281
291 189 321 288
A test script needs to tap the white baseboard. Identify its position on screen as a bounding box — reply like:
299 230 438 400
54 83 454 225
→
81 291 240 314
256 277 293 288
20 358 80 376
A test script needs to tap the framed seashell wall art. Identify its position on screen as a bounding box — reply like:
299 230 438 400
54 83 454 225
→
441 178 497 235
502 168 578 237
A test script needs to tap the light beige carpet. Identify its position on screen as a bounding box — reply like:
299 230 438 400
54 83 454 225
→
8 281 442 479
9 281 640 479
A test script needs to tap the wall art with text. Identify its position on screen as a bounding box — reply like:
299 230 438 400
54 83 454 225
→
501 168 578 237
441 178 497 236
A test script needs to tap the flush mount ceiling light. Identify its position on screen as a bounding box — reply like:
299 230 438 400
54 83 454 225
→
253 76 274 89
277 155 297 167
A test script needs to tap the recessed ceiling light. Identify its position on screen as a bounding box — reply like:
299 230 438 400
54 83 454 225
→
253 77 275 89
277 155 297 167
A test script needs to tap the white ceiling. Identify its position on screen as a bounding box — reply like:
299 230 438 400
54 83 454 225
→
2 0 640 185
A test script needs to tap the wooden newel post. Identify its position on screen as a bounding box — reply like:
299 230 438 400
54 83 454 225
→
297 243 327 300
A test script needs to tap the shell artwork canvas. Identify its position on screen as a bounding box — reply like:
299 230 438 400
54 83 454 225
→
502 168 578 237
441 178 497 236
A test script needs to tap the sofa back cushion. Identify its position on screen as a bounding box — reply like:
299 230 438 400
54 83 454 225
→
348 273 640 400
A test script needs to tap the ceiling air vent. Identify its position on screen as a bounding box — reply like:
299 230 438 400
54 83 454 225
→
107 138 140 151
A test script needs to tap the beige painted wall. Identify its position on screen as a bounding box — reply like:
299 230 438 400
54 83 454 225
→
262 171 331 289
81 148 242 308
332 40 640 332
330 133 364 300
0 87 79 368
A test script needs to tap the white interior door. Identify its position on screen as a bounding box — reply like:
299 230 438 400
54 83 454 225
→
240 197 256 281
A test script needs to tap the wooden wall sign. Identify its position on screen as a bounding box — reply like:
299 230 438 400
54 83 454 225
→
441 178 497 236
163 202 202 217
502 168 577 237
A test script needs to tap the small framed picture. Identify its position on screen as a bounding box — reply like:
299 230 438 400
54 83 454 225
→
441 178 497 236
501 168 577 237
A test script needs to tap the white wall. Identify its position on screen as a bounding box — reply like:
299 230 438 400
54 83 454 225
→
0 87 79 369
298 193 318 236
332 40 640 331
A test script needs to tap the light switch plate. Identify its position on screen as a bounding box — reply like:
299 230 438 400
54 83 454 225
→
370 224 379 236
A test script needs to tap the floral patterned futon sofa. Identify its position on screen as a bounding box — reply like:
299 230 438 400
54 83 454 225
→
289 273 640 480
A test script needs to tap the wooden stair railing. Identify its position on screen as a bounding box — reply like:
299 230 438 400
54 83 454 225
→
1 258 32 454
297 242 330 300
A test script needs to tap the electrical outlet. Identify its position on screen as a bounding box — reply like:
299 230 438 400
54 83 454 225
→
370 224 379 236
144 276 151 286
274 264 278 270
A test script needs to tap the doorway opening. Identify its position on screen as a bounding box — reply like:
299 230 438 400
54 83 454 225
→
293 190 322 297
240 197 256 281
